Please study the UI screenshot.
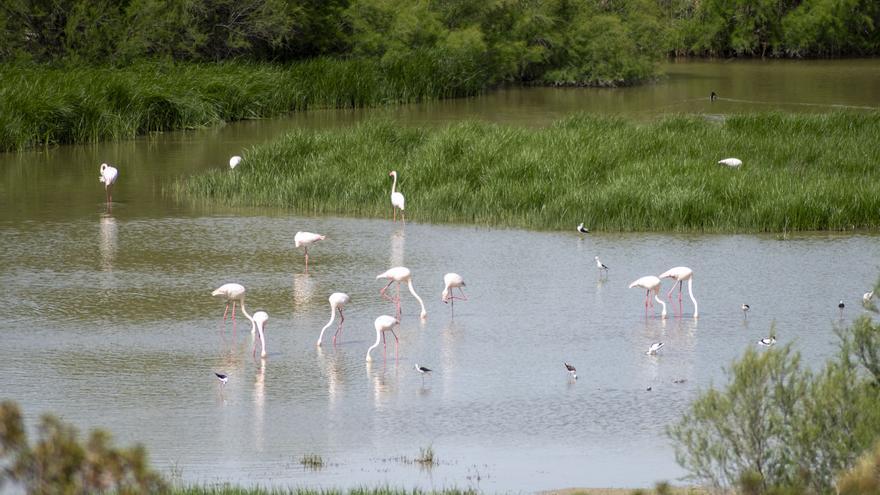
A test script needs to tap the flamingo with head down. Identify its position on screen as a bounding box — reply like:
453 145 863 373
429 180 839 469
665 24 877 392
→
659 266 698 318
628 275 667 318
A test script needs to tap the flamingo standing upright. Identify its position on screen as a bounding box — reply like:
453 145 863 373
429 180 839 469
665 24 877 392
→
389 171 406 223
377 266 427 320
366 315 399 362
294 231 325 270
98 163 119 203
441 273 467 317
628 275 667 318
659 266 698 318
317 292 351 346
212 283 246 324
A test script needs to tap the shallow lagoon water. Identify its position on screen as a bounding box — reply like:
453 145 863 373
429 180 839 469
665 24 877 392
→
1 59 879 492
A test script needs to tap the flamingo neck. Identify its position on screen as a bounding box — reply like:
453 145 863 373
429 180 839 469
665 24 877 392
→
407 279 427 319
391 174 398 194
317 304 337 346
239 300 255 333
654 293 667 318
366 328 382 361
256 322 267 358
687 278 698 318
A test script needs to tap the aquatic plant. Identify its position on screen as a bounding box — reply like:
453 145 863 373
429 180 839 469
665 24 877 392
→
170 112 880 233
299 453 324 470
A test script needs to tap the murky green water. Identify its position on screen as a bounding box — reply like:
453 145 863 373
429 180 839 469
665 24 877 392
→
1 59 878 492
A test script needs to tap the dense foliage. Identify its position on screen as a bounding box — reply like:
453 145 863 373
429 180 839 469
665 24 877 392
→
170 113 880 233
0 400 166 493
669 284 880 493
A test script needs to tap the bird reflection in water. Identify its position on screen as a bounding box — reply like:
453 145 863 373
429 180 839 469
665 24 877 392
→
99 214 117 273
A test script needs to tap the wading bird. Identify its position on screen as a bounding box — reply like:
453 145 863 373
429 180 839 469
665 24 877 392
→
758 336 776 347
564 362 577 380
741 303 750 318
366 315 399 362
646 342 665 355
577 223 590 234
317 292 350 346
441 273 467 316
718 158 743 168
865 291 875 303
414 364 432 384
628 275 667 318
377 266 427 320
710 91 718 101
594 256 609 276
659 266 698 318
99 163 119 203
229 156 242 169
212 283 246 324
248 310 269 359
294 231 325 270
839 300 845 317
389 170 406 223
214 372 228 387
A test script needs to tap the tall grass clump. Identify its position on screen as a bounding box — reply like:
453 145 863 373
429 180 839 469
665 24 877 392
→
171 112 880 233
0 57 487 152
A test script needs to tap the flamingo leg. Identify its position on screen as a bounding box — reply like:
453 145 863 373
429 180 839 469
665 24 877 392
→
222 302 230 323
231 301 237 322
396 283 402 319
390 328 399 360
304 247 309 270
382 331 387 360
393 207 397 222
644 290 650 316
333 308 344 345
401 211 405 225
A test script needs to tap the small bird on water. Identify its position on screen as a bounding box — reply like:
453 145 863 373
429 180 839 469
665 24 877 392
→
741 303 750 318
414 364 432 385
594 256 609 275
564 362 577 380
710 91 718 101
839 300 845 317
214 372 228 386
577 223 590 234
758 337 776 347
646 342 665 355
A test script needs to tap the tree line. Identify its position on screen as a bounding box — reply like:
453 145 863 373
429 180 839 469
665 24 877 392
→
2 0 877 85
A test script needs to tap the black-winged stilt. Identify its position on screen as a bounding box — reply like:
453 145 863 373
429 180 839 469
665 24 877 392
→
577 223 590 234
758 337 776 347
646 342 664 355
594 256 609 276
564 362 577 380
741 303 750 318
710 91 718 101
215 372 228 386
838 300 845 317
414 364 432 385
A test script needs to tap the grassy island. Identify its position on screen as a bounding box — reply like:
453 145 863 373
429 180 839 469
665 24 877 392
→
170 112 880 233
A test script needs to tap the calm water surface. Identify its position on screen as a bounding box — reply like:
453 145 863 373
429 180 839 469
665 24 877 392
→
1 59 879 492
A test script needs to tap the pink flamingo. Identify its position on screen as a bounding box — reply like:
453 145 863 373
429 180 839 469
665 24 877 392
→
441 272 467 317
317 292 350 346
294 231 325 270
98 163 118 203
389 171 406 223
628 275 667 318
366 315 399 362
243 309 268 359
659 266 698 318
376 266 427 320
212 283 246 324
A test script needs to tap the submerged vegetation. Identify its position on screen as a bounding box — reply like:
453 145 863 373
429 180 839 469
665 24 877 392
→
171 112 880 233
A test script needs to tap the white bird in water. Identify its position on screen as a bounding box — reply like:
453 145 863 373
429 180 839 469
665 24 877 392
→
248 310 269 359
629 275 667 318
229 156 242 169
98 163 119 203
864 291 875 303
741 303 750 318
646 342 665 355
377 266 427 320
758 336 776 347
718 158 743 168
212 283 247 324
659 266 698 318
214 372 228 387
564 362 577 380
294 231 326 270
594 256 609 276
389 170 406 223
366 315 399 362
577 223 590 234
838 300 845 317
441 273 467 317
414 364 432 384
317 292 350 347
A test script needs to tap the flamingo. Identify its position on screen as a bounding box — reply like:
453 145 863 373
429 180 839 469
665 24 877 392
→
212 283 246 324
366 315 399 362
659 266 698 318
294 232 325 270
389 170 406 223
317 292 350 346
718 158 742 168
98 163 118 203
628 275 667 318
229 156 242 169
377 266 427 320
441 273 467 316
246 310 268 359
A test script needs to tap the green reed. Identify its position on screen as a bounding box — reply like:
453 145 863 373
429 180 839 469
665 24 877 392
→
173 487 475 495
0 56 485 152
170 112 880 233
